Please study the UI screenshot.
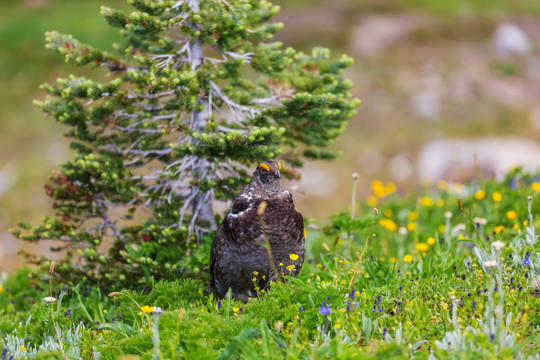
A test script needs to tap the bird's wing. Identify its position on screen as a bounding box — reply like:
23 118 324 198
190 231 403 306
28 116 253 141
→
210 194 263 276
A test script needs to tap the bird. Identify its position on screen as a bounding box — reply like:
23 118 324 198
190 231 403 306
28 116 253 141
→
210 160 305 302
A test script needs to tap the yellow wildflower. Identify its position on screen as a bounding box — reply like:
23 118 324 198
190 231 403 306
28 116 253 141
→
233 307 239 313
427 237 436 245
389 257 396 263
379 218 398 231
407 211 418 221
492 192 502 202
513 223 519 230
494 225 504 233
437 180 447 189
532 182 540 192
436 199 445 207
385 182 396 194
286 264 296 272
403 254 413 263
420 197 434 207
141 305 153 314
506 210 517 220
415 243 429 252
371 180 386 198
474 190 486 200
0 285 3 294
366 195 379 207
20 346 26 352
407 222 416 231
304 229 308 238
384 208 392 217
289 253 299 261
438 225 445 233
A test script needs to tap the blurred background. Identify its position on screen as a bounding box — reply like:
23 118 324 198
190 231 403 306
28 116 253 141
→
2 0 540 274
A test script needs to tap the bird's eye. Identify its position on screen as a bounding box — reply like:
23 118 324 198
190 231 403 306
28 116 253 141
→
259 163 270 173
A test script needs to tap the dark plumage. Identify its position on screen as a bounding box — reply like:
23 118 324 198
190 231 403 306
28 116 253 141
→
210 160 305 302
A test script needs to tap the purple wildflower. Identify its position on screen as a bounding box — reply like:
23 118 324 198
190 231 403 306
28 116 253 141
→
319 302 331 316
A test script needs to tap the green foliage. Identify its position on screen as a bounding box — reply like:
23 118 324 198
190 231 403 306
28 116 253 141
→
11 0 358 290
2 170 540 358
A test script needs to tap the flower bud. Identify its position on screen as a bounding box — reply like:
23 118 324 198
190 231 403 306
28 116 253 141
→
257 201 267 216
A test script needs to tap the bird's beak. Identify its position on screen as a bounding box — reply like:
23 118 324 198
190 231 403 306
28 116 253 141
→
275 171 281 179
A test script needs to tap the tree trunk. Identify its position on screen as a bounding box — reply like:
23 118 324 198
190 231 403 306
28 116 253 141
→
187 0 215 233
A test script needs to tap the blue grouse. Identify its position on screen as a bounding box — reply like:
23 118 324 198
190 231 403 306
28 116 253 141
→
210 160 305 302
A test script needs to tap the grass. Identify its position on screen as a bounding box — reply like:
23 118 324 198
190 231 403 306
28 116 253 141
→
1 168 540 359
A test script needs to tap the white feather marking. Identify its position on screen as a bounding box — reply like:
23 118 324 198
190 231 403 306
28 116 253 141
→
228 204 253 218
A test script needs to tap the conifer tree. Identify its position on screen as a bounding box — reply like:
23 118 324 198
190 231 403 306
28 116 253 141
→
12 0 359 289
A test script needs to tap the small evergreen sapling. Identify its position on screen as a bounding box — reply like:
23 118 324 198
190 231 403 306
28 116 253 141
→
12 0 359 289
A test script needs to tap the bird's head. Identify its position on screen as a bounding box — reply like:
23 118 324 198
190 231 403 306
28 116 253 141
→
253 160 282 195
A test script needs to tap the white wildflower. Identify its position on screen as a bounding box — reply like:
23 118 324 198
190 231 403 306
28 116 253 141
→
491 240 505 251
